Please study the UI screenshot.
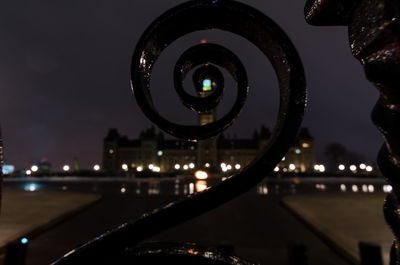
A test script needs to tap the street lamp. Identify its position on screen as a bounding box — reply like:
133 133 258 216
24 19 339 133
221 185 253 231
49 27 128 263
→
63 165 70 172
194 170 208 180
93 164 100 171
31 165 39 172
122 164 128 171
338 164 345 171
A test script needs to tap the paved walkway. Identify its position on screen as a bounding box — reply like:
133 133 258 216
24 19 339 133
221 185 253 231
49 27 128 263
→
0 190 101 249
282 193 392 265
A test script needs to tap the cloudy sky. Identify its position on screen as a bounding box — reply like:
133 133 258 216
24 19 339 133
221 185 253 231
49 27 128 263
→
0 0 382 170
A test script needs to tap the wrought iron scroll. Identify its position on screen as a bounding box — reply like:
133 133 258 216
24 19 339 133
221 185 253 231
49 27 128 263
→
304 0 400 264
53 0 306 264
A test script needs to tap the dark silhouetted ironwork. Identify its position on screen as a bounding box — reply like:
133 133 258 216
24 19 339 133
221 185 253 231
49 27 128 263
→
304 0 400 264
53 0 306 264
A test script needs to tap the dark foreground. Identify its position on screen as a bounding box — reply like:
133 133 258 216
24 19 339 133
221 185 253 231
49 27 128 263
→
3 177 383 265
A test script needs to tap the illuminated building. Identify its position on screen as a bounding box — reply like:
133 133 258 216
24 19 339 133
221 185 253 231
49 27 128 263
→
102 126 316 174
103 71 315 175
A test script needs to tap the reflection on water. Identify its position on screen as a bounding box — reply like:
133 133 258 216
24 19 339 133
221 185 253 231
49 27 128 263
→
12 177 390 197
24 183 39 192
257 184 268 195
196 181 208 192
147 182 160 195
189 183 195 195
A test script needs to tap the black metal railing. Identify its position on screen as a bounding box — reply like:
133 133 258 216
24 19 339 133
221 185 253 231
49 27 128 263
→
53 0 306 264
304 1 400 264
0 0 388 264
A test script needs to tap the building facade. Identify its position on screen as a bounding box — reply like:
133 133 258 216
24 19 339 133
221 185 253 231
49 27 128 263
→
102 126 316 175
104 74 315 175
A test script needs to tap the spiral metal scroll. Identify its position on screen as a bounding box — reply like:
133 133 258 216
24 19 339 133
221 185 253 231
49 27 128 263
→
304 0 400 264
54 1 306 264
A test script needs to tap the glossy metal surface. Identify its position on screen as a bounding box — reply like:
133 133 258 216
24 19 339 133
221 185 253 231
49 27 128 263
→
304 1 400 264
54 0 306 264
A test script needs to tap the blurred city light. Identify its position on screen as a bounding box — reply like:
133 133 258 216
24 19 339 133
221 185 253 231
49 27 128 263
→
136 166 143 172
235 164 241 170
121 164 128 171
24 183 39 192
174 164 180 170
366 166 373 172
31 165 39 172
26 170 32 175
93 164 100 171
338 164 345 171
63 165 70 172
359 163 366 170
194 170 208 180
196 180 208 192
350 165 357 171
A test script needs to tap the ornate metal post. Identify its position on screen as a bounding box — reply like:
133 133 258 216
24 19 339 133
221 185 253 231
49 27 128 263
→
53 0 307 264
304 1 400 264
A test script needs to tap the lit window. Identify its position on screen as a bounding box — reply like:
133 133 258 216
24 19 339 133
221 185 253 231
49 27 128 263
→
202 79 212 91
302 143 310 148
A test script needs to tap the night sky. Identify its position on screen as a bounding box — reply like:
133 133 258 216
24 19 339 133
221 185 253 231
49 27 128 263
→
0 0 382 171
